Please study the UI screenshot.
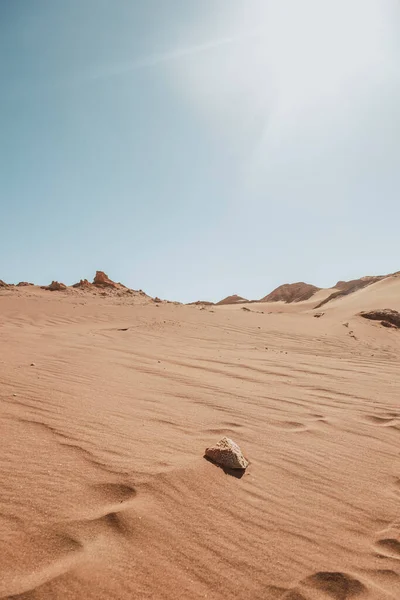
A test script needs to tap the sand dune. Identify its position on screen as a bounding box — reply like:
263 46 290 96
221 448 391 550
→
213 270 400 307
1 277 400 599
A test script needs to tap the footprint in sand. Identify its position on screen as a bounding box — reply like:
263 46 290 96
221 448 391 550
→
309 413 326 420
206 422 245 436
374 525 400 560
282 571 365 599
376 538 400 559
363 413 399 428
272 415 328 433
273 421 309 432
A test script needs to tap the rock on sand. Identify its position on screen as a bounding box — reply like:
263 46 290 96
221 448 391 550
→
205 437 248 470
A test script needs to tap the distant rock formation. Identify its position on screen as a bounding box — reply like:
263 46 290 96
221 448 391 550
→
205 437 248 470
260 282 320 303
360 309 400 329
187 300 214 306
93 271 118 288
216 294 248 306
16 282 34 287
42 281 67 292
72 279 92 289
0 279 9 288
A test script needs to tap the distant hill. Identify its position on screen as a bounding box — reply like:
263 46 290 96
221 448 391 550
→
212 271 400 308
215 294 248 306
259 282 320 303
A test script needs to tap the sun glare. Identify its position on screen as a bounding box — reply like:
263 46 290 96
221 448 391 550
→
263 1 387 109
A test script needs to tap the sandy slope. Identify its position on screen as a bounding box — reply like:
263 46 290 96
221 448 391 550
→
1 280 400 599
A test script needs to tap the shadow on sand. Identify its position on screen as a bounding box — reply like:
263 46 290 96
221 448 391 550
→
203 455 246 479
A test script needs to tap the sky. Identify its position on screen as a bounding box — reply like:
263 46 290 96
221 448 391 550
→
0 0 399 302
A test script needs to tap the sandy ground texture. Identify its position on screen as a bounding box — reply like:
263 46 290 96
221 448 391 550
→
1 277 400 599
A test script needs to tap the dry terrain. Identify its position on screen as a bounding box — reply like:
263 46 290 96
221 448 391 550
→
1 275 400 599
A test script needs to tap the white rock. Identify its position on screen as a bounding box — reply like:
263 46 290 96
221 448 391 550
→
205 437 248 470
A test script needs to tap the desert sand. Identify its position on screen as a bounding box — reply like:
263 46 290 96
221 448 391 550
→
1 274 400 599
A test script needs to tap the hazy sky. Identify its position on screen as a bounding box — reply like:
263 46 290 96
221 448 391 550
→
1 0 399 302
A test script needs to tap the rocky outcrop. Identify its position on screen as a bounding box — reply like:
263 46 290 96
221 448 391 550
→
42 281 67 292
381 321 398 329
93 271 118 288
187 300 214 306
260 282 320 303
16 282 34 287
216 295 248 306
0 280 9 288
205 437 248 470
72 279 92 289
360 309 400 329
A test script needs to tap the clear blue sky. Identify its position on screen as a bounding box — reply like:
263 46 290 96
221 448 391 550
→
1 0 399 302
